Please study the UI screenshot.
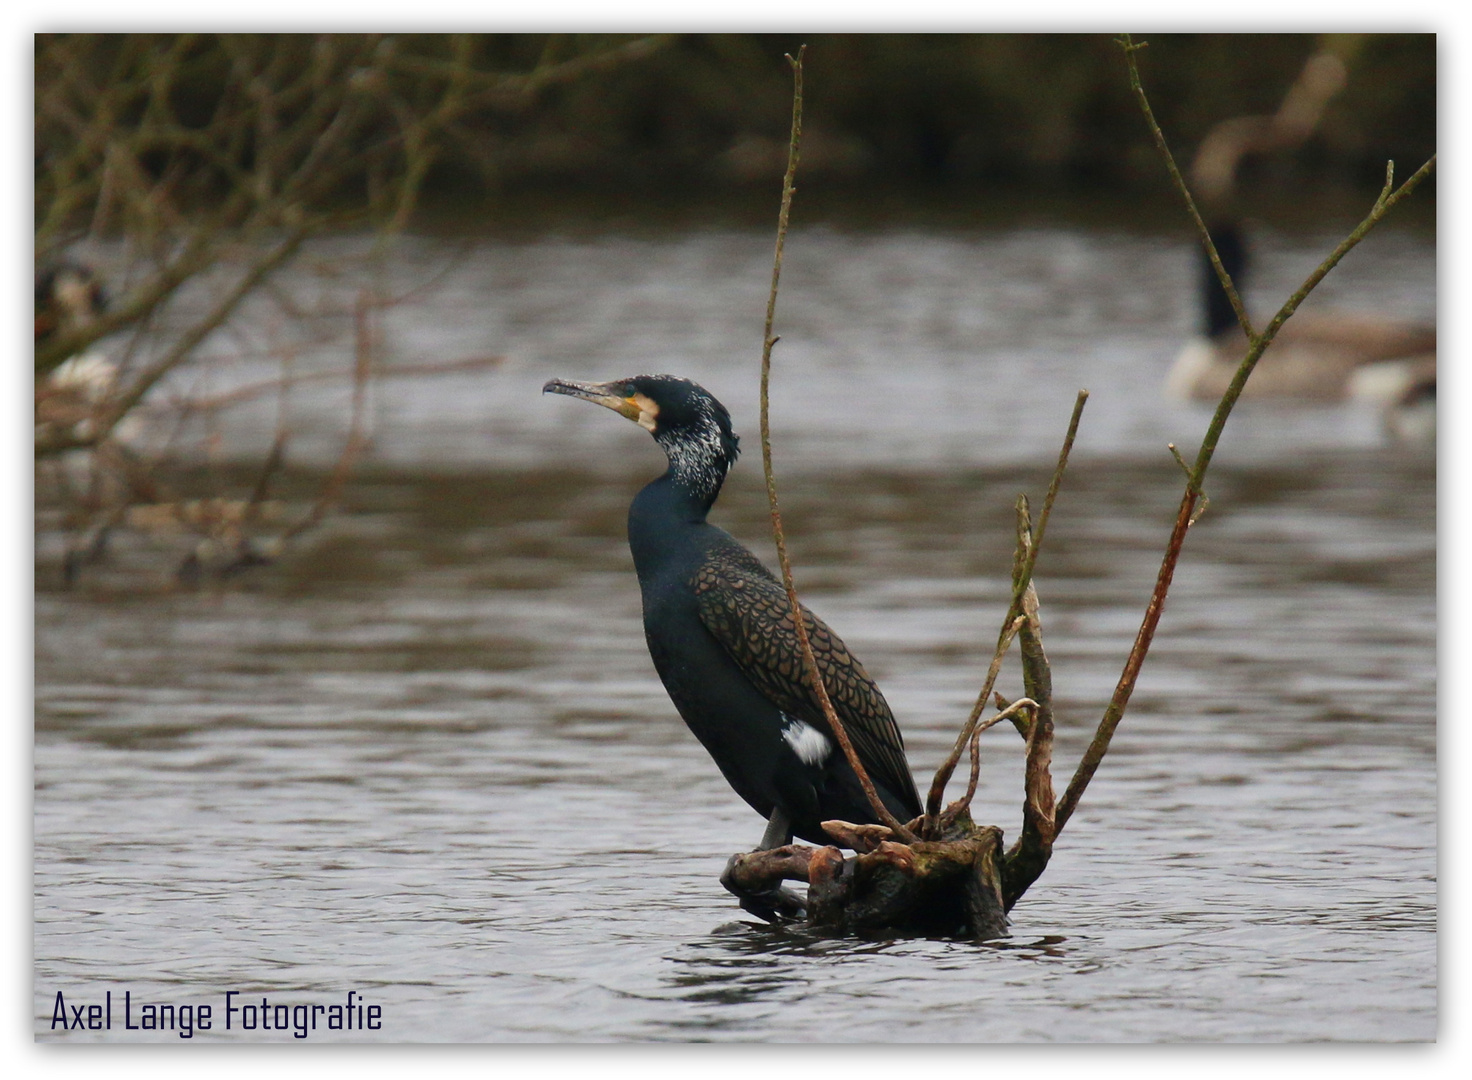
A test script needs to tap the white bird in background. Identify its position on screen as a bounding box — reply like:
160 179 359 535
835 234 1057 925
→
35 260 121 444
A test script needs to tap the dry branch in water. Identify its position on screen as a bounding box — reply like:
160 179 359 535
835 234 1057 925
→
722 36 1434 938
755 47 917 844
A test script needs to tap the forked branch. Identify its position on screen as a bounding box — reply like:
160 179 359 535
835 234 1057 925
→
925 389 1086 825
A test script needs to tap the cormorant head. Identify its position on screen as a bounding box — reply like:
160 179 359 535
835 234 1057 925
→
543 374 741 501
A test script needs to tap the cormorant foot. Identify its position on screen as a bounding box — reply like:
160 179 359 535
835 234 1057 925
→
720 854 807 923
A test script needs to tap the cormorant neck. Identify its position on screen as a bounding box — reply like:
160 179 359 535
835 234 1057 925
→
627 430 734 579
628 469 721 585
652 426 735 516
632 469 714 531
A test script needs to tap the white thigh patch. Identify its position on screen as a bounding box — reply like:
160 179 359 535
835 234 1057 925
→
781 715 832 766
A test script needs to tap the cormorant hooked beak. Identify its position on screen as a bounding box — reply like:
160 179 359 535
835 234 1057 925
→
543 377 659 433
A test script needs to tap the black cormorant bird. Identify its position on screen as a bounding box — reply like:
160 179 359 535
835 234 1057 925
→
544 374 922 850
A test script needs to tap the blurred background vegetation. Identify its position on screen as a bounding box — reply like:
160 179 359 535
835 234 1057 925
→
441 33 1433 198
38 32 1434 236
34 31 1434 585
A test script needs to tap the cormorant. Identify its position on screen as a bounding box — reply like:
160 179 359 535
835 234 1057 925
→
1165 222 1436 412
544 374 922 850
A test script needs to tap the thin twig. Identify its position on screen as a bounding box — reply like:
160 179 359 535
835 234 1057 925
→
755 47 915 842
1185 152 1434 495
945 695 1039 824
176 355 506 415
1118 34 1254 341
276 288 376 544
926 390 1086 822
1016 390 1087 598
937 613 1024 816
385 34 675 113
947 492 1055 825
38 224 315 458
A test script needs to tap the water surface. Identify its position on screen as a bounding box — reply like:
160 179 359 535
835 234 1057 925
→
35 223 1435 1041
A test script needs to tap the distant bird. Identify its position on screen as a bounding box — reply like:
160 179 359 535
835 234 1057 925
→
544 374 922 850
36 259 108 351
35 260 120 444
1381 361 1436 446
1165 222 1436 416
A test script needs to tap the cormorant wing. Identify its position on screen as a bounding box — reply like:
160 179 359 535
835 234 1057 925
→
693 539 922 817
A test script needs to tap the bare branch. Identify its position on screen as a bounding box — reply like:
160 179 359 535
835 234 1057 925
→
1118 34 1254 341
39 224 314 457
926 389 1085 823
1000 580 1057 908
753 47 915 841
386 33 676 113
171 355 505 416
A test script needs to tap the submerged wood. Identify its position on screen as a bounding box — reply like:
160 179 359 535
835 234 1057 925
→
723 822 1009 940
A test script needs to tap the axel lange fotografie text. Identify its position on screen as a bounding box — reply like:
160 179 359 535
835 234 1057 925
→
49 989 382 1039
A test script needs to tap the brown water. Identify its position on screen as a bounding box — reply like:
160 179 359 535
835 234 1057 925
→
35 222 1435 1041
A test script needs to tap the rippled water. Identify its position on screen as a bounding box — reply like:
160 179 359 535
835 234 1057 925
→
34 222 1435 1041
